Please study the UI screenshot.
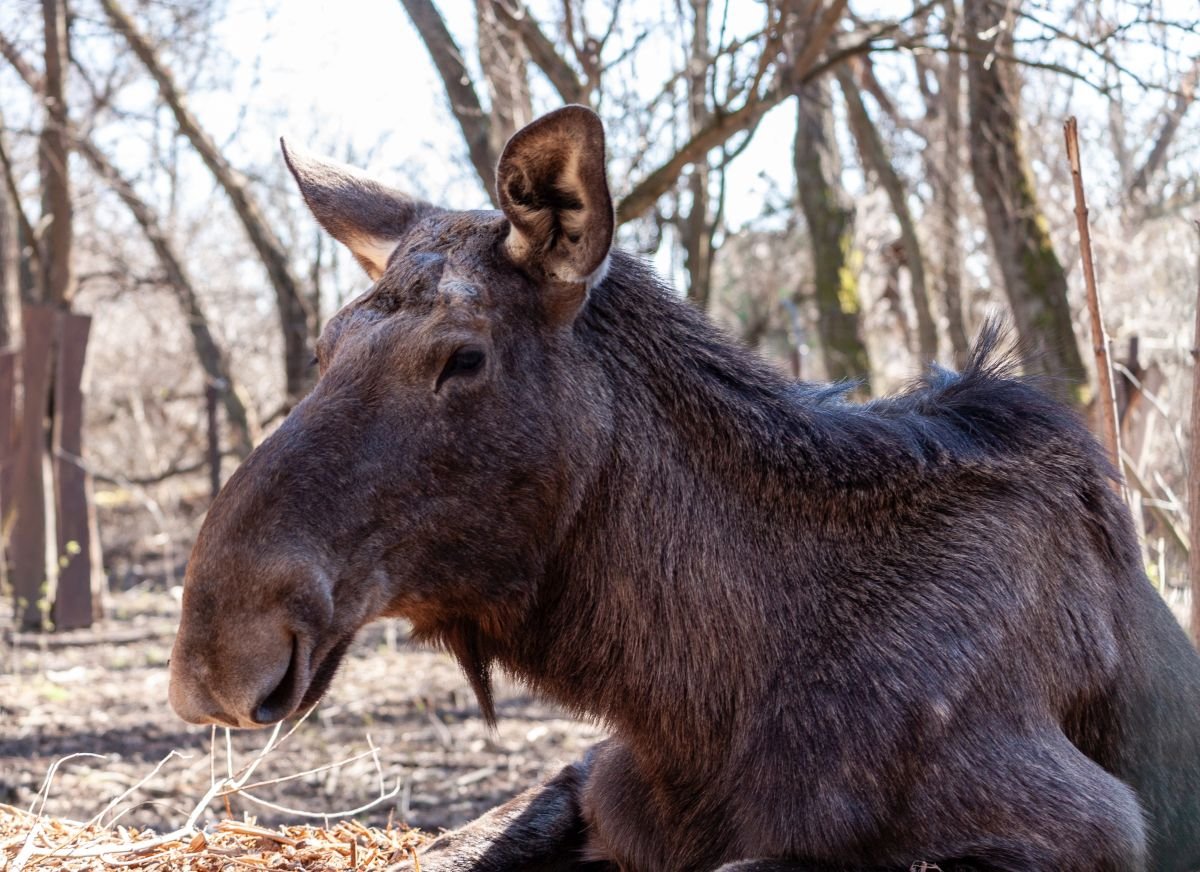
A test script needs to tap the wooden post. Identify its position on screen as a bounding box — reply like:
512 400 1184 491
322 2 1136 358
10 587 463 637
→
51 311 93 630
1064 117 1122 495
13 304 54 630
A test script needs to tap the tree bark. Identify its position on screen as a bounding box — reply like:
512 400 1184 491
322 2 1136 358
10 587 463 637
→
493 1 588 105
933 0 969 356
39 0 72 310
793 82 870 386
836 63 937 363
400 0 499 204
100 0 316 408
476 0 533 160
682 0 714 310
963 0 1085 400
0 135 14 350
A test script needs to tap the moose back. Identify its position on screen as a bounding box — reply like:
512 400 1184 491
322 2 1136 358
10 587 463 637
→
168 106 1200 871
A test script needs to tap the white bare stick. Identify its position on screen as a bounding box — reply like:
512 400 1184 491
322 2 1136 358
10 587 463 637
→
231 778 403 820
11 752 107 870
91 750 188 829
29 749 193 865
216 747 380 796
25 752 107 817
210 724 218 789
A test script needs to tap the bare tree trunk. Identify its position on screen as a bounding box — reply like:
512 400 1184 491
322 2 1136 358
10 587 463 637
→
401 0 499 203
0 152 14 599
681 0 715 311
793 82 871 387
493 1 588 104
934 0 970 357
836 63 937 364
39 0 72 310
963 0 1085 400
476 0 532 160
100 0 316 408
0 140 13 350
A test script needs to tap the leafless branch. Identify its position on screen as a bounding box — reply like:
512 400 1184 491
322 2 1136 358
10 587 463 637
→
400 0 499 202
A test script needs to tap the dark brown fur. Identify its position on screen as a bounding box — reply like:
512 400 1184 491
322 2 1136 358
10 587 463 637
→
169 107 1200 871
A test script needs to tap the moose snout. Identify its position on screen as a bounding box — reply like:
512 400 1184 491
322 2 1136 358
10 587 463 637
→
168 612 317 729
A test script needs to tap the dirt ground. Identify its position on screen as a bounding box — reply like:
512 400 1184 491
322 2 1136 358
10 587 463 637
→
0 587 605 838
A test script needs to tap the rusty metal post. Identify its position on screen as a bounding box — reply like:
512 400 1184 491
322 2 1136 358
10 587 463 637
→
13 305 54 630
51 311 93 629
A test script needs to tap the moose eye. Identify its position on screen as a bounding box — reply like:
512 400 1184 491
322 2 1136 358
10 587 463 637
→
437 347 486 389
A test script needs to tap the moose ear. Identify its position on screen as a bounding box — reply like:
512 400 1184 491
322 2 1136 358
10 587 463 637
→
496 106 614 320
281 140 429 280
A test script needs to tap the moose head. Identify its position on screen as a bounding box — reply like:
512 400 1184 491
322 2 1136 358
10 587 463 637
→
168 106 618 728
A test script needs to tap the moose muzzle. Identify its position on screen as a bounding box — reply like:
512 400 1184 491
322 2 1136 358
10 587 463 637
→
168 561 336 728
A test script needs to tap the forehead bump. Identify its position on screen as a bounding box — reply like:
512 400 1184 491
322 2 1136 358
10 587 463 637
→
439 276 481 302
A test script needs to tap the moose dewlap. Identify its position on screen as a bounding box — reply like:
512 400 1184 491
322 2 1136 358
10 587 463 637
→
168 106 1200 871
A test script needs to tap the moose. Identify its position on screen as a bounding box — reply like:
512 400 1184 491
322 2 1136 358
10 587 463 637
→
168 106 1200 871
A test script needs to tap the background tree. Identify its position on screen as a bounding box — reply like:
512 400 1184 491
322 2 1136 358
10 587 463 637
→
794 78 870 385
964 0 1086 398
100 0 318 409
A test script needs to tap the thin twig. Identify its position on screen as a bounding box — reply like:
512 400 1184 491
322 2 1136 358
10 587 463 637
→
1123 454 1190 556
1064 116 1123 499
229 779 403 820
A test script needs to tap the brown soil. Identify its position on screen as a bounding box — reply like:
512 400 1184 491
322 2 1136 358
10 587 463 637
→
0 588 604 838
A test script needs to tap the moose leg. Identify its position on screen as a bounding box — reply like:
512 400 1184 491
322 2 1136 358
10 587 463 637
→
912 731 1149 872
714 863 853 870
389 753 612 871
719 731 1147 872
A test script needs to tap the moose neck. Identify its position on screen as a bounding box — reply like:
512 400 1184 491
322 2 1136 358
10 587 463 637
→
502 253 853 759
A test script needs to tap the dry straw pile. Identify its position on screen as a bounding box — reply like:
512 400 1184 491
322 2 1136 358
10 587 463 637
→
0 711 428 870
0 807 424 870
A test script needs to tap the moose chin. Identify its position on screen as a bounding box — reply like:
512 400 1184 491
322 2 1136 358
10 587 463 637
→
168 105 1200 872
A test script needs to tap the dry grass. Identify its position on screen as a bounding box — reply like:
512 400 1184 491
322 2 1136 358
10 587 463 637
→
0 710 429 871
0 805 426 870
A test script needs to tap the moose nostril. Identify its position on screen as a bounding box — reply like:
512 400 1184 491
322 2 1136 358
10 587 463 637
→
251 635 302 725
